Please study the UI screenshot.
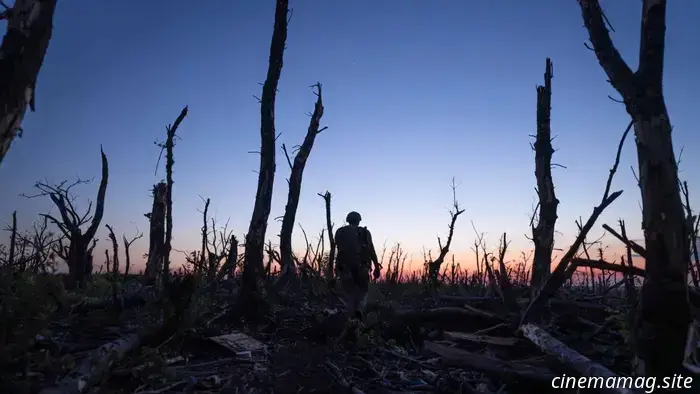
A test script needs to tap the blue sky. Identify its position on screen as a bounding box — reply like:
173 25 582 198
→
1 0 699 272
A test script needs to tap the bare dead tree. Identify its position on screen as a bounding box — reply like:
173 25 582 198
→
6 211 16 269
11 215 64 274
264 240 279 279
278 83 328 284
105 224 121 307
575 217 597 293
155 106 188 286
240 0 289 316
427 178 465 289
495 232 518 312
578 0 691 377
205 216 236 281
0 0 57 166
199 197 210 275
215 235 238 282
385 242 407 284
144 183 167 284
530 58 559 295
309 229 325 276
24 147 108 288
122 225 143 276
521 121 631 325
680 181 700 287
105 224 119 275
318 191 336 279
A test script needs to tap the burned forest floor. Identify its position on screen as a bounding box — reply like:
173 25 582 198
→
0 272 688 394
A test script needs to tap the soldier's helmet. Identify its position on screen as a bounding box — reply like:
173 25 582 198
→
346 211 362 224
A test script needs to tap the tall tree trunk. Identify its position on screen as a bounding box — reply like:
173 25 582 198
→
123 238 132 276
530 58 559 296
319 191 336 279
579 0 690 379
161 107 188 286
278 84 327 285
67 235 88 289
0 0 57 166
145 182 167 284
239 0 288 316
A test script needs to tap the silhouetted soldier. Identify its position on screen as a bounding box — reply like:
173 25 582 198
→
334 211 380 320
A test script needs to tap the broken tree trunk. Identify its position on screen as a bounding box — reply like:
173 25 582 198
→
144 182 167 284
428 179 464 289
201 197 211 278
215 235 238 282
38 326 161 394
530 57 559 296
122 227 142 277
7 211 17 268
521 122 630 325
105 224 121 307
319 191 336 279
240 0 288 317
424 341 555 384
602 223 646 257
160 106 188 286
579 0 691 378
520 323 638 394
681 181 700 288
278 83 327 285
0 0 57 167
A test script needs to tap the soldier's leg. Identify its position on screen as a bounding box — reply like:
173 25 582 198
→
354 266 370 320
339 269 358 317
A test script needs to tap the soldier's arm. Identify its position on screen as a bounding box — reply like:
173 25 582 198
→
334 227 343 271
365 230 380 268
334 227 342 244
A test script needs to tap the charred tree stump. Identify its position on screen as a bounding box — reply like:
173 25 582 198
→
239 0 289 318
579 0 691 378
278 83 327 286
530 58 559 296
0 0 57 166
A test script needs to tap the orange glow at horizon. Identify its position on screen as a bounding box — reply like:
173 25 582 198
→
80 242 645 279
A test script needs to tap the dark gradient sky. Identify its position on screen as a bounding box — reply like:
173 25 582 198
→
1 1 699 271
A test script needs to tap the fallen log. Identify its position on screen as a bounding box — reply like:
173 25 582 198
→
71 284 159 313
39 325 161 394
396 307 510 324
325 360 365 394
423 341 556 383
438 295 494 303
439 295 610 312
520 323 641 394
444 331 522 347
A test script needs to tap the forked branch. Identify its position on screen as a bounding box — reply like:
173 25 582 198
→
521 121 632 325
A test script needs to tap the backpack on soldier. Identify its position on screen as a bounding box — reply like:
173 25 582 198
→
357 226 371 266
